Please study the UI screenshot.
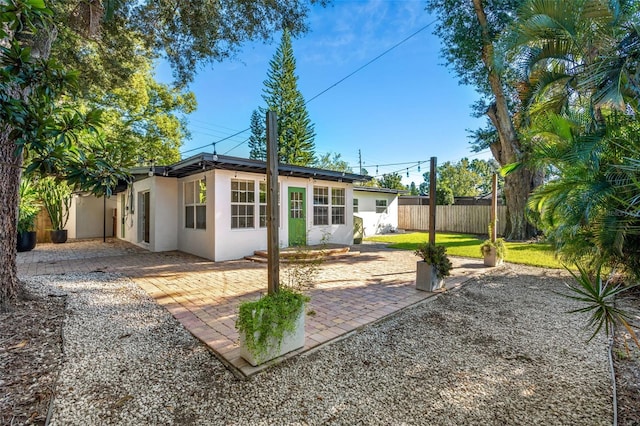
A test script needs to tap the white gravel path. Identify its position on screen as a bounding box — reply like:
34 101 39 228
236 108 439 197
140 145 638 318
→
27 264 612 425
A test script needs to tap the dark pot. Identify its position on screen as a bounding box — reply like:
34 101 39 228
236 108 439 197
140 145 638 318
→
17 231 37 252
50 229 68 244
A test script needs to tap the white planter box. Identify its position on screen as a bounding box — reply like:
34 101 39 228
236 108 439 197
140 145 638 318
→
416 261 444 292
483 247 504 267
239 306 306 366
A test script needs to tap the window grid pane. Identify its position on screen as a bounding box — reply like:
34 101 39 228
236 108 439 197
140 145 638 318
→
353 198 359 213
185 181 195 204
376 199 388 214
313 187 329 205
332 206 345 224
231 179 256 229
185 206 195 228
185 179 206 229
331 188 345 206
314 206 329 225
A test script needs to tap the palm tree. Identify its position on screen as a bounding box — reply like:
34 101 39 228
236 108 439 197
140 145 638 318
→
506 0 640 341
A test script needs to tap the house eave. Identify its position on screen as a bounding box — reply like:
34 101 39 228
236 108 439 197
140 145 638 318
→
130 153 371 184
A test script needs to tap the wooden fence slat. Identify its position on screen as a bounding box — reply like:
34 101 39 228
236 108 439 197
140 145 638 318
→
398 205 507 236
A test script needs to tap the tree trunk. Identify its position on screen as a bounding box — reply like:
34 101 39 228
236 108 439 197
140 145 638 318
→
0 20 56 309
0 127 22 310
473 0 540 240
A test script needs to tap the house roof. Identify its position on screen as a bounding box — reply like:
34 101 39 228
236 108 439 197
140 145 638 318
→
130 153 371 184
354 186 408 195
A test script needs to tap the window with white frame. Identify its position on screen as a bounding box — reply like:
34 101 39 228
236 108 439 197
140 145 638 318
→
375 199 388 214
259 182 267 228
313 186 329 225
185 179 206 229
231 179 255 229
353 198 359 213
331 188 345 224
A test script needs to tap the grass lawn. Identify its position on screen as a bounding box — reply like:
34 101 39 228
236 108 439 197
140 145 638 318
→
366 232 563 269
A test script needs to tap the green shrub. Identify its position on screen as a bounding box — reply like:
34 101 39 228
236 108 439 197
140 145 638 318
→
414 242 453 278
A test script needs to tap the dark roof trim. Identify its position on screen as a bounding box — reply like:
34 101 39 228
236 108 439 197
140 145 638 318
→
354 186 407 195
131 153 371 183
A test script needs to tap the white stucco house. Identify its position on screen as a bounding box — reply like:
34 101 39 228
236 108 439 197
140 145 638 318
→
114 153 370 261
352 186 402 236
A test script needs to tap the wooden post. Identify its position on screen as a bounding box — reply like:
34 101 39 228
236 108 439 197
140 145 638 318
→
490 173 498 243
103 192 106 243
429 156 437 245
266 111 280 295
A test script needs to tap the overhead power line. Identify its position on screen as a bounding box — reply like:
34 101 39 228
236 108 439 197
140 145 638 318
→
305 20 436 104
179 20 436 157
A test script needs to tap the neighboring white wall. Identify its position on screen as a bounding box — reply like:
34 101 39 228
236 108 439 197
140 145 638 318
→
353 191 399 236
68 194 117 239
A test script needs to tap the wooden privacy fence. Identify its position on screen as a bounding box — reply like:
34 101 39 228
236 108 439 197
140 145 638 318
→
398 205 507 235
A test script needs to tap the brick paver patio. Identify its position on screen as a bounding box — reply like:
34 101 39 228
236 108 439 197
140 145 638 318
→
18 238 489 377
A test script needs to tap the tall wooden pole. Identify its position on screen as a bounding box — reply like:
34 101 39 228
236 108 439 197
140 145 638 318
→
266 111 280 295
429 157 437 245
490 173 498 243
103 192 106 243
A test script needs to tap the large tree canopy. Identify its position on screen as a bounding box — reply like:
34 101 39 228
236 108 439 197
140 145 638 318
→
427 0 543 240
420 158 501 198
0 0 322 309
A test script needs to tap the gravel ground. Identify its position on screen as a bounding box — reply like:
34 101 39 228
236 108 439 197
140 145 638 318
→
25 264 612 425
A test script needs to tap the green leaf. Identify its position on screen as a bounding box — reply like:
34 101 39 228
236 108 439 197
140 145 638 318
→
500 162 521 176
26 0 46 9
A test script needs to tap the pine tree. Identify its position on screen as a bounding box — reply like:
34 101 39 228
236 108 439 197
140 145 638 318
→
248 109 267 160
249 29 315 165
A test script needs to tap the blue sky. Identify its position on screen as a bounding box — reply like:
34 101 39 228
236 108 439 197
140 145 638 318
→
156 0 490 185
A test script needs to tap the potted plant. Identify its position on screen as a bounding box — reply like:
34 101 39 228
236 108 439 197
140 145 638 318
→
414 242 453 291
236 288 309 366
39 177 72 244
481 238 506 267
17 178 39 252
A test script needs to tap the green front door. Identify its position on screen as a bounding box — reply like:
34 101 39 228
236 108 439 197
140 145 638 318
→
288 187 306 246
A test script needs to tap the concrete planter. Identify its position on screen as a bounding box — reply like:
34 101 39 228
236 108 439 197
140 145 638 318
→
239 304 306 366
416 261 444 292
483 247 504 267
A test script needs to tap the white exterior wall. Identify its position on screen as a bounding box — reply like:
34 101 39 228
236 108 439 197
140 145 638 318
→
153 177 179 251
177 171 215 259
353 191 398 236
305 179 353 247
213 171 354 261
68 194 117 239
117 170 356 262
213 170 268 261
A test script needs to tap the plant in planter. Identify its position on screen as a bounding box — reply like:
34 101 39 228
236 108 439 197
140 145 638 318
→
236 241 325 366
481 238 507 267
414 242 453 291
39 177 72 243
236 288 309 366
17 178 39 252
